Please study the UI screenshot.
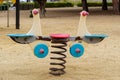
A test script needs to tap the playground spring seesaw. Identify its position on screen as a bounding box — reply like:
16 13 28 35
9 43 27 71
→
7 9 108 76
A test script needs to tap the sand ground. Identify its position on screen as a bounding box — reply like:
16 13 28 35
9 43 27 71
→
0 7 120 80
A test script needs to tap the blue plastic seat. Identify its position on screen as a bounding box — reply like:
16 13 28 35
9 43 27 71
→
85 34 108 38
7 34 36 44
83 34 108 44
7 34 34 37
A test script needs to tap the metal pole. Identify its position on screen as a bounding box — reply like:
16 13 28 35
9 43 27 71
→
16 0 20 29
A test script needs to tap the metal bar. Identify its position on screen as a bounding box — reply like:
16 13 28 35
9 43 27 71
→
37 36 82 41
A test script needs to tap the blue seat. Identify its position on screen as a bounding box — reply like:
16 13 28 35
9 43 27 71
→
7 34 36 44
7 34 34 37
83 34 108 44
85 34 108 38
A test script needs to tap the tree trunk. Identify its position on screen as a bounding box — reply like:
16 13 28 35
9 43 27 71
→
102 0 108 10
112 0 119 14
36 0 47 17
119 0 120 13
27 0 30 2
81 0 88 12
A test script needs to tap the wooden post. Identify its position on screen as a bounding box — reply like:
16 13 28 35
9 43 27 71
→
81 0 88 12
112 0 119 14
102 0 108 10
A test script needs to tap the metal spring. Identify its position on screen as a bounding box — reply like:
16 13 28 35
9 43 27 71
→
49 40 67 76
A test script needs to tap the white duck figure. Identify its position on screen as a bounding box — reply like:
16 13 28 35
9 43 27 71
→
76 11 108 44
76 11 91 38
27 9 42 36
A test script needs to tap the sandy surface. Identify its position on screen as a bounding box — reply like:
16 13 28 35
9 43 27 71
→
0 7 120 80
